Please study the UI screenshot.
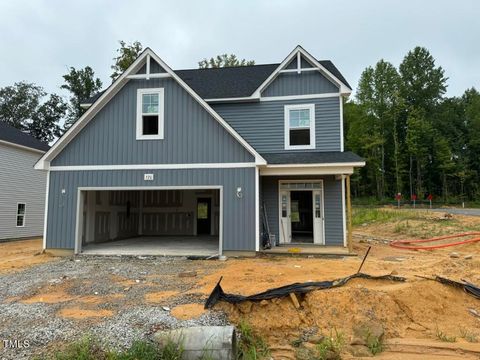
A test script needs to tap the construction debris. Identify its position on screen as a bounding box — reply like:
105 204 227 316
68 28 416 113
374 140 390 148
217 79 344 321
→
204 273 406 309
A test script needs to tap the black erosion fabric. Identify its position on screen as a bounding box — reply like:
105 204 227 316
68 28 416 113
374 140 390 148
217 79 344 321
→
435 276 480 300
204 272 406 309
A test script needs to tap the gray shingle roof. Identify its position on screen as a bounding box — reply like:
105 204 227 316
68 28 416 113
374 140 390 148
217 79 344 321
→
84 60 351 103
0 121 50 152
262 151 364 165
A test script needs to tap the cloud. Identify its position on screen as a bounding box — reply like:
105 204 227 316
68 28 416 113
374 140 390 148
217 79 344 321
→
0 0 478 97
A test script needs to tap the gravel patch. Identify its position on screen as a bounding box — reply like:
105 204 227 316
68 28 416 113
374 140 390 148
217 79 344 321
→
0 255 228 359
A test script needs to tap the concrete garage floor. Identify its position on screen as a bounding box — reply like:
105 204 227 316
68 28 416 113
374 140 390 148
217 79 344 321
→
81 235 219 256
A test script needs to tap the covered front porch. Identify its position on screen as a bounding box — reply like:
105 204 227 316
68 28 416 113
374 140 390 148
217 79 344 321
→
258 151 364 254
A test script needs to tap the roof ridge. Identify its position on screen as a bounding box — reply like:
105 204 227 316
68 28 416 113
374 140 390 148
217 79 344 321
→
174 63 279 72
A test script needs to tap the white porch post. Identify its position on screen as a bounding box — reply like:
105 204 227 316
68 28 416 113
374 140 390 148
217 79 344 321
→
255 166 260 252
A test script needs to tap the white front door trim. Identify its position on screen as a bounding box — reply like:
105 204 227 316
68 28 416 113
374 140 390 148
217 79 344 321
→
277 180 325 245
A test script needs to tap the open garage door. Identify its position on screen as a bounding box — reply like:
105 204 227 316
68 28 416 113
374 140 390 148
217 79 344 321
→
75 188 221 256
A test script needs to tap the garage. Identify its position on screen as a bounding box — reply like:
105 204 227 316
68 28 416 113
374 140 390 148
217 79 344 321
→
75 187 221 256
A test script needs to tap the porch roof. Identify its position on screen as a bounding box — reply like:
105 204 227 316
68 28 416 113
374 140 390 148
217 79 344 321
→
261 151 364 165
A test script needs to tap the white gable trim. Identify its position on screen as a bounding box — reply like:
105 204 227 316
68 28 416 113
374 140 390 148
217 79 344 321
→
252 46 351 98
35 48 266 170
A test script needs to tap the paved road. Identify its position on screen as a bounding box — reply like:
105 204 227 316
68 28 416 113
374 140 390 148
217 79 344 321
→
421 208 480 217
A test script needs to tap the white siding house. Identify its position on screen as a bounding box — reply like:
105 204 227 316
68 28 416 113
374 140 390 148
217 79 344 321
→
0 122 49 240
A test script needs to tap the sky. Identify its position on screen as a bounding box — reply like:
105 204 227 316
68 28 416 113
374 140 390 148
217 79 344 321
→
0 0 478 99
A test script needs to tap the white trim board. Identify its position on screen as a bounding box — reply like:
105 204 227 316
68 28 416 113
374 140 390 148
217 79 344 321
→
252 46 351 98
260 165 359 176
49 162 256 171
34 48 266 170
73 185 223 255
0 140 47 155
42 171 50 250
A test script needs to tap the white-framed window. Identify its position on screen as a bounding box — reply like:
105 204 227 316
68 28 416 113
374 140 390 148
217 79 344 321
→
136 88 164 140
16 203 26 227
284 104 315 150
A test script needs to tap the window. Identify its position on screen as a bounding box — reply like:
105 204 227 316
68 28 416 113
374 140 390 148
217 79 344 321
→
136 88 164 140
284 104 315 149
16 203 26 227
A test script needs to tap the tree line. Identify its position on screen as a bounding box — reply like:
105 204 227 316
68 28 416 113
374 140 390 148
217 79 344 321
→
0 40 253 143
345 46 480 203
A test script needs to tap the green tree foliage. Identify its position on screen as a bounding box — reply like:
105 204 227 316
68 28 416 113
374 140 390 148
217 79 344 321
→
0 82 66 143
111 40 143 81
61 66 102 129
346 46 479 202
198 54 255 68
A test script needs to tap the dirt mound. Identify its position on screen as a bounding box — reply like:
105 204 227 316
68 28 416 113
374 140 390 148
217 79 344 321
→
216 277 480 358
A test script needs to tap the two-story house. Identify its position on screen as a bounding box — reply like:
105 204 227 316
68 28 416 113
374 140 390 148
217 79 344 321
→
35 46 364 256
1 121 49 241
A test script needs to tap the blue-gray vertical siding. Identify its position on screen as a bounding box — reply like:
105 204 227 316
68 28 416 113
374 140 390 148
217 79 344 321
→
46 168 255 251
260 175 344 246
261 71 339 97
212 97 341 154
51 78 254 166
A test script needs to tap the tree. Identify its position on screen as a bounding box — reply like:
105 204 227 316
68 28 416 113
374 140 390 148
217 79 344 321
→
198 54 255 69
0 82 43 129
354 60 402 198
399 46 448 111
28 94 66 142
61 66 102 129
111 40 143 81
0 82 66 143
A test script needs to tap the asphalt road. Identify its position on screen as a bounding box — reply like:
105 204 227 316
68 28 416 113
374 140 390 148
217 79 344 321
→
424 208 480 217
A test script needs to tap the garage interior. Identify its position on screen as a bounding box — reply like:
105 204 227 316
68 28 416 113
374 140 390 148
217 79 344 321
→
78 189 220 256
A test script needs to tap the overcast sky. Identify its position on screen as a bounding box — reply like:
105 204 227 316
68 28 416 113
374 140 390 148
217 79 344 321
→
0 0 478 99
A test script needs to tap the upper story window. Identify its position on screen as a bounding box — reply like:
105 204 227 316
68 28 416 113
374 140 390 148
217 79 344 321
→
16 203 26 227
284 104 315 150
136 88 164 140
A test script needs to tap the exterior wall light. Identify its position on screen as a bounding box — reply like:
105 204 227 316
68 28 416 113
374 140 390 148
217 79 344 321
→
236 187 243 198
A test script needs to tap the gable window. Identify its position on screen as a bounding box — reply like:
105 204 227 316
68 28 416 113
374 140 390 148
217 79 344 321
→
16 203 26 227
284 104 315 149
136 88 164 140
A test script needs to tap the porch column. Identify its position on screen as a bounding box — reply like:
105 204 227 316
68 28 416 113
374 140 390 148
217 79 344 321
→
346 174 353 253
138 190 143 235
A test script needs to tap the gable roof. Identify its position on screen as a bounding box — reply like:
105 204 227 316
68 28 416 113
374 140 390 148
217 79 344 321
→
35 48 266 170
0 121 50 152
82 57 350 104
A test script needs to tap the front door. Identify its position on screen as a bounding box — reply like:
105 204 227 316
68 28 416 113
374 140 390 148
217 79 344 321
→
279 181 325 245
196 198 211 235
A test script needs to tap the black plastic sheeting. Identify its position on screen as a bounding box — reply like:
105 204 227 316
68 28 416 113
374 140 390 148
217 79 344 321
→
434 276 480 300
204 272 406 309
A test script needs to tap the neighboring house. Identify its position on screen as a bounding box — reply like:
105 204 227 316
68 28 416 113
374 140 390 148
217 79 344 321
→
0 122 49 240
35 45 364 256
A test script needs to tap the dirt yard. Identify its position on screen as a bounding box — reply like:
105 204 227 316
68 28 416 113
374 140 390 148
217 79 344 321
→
0 209 479 359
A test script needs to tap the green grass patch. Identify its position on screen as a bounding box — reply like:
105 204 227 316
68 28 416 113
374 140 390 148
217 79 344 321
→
352 207 421 227
460 327 478 343
316 329 345 360
435 328 457 343
35 336 184 360
236 320 270 360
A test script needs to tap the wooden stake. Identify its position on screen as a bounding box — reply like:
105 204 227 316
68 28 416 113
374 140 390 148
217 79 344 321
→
346 174 353 253
289 293 300 309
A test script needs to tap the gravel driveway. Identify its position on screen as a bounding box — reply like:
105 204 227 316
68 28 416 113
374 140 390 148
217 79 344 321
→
0 256 229 359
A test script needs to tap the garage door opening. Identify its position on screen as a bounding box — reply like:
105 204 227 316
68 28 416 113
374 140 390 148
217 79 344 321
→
75 188 221 256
